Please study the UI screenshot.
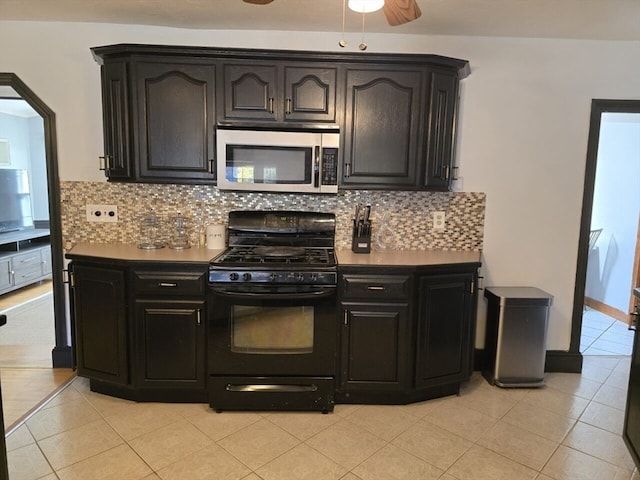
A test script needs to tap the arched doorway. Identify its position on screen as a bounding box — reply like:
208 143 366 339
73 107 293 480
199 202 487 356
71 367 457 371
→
0 72 71 368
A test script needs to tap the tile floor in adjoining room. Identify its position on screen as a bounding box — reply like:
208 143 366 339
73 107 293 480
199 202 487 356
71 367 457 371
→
6 355 640 480
581 308 635 356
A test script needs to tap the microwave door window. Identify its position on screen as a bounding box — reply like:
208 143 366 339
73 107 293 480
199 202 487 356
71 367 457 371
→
225 145 312 184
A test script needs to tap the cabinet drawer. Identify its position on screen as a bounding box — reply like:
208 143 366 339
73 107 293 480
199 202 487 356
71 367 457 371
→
133 271 205 296
12 251 42 270
340 274 411 301
13 264 44 287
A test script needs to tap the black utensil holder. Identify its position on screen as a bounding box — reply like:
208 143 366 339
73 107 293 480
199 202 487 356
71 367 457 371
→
351 230 371 254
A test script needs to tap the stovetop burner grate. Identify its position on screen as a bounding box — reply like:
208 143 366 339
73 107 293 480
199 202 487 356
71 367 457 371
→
213 246 335 267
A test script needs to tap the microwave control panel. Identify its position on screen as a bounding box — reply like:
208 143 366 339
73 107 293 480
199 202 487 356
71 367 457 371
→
322 148 338 186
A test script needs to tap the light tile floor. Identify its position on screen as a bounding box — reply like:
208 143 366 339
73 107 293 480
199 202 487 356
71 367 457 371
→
6 355 640 480
581 308 635 356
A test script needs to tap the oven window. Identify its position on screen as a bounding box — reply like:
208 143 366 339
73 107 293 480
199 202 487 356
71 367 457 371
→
231 305 314 354
225 145 312 184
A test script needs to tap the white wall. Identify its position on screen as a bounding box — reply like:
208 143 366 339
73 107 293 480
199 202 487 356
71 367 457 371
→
1 21 639 350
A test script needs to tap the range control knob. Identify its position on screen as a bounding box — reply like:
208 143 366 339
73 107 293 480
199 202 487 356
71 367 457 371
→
309 273 318 282
242 273 252 281
269 273 278 282
229 272 239 281
296 273 305 282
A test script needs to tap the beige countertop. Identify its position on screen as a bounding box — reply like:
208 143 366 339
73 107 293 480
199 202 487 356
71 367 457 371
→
336 249 481 267
66 242 224 263
66 243 481 267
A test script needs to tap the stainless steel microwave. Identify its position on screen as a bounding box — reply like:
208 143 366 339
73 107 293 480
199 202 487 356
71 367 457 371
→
216 127 339 194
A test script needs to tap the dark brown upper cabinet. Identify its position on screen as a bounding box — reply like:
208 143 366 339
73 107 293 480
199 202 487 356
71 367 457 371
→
134 61 216 183
342 67 424 189
220 62 337 124
92 45 469 189
423 69 460 190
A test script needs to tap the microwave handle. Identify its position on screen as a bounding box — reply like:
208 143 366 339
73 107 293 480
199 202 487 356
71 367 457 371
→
314 145 320 188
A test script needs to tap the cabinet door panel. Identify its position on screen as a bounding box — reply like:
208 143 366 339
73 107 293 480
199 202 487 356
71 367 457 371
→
136 62 216 181
416 274 472 387
101 61 131 179
341 303 409 391
222 64 278 121
72 265 128 385
343 68 423 187
0 258 12 292
285 67 336 122
135 300 205 389
424 70 458 189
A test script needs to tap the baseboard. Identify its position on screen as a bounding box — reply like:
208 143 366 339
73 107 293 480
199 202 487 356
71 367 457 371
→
544 350 583 373
474 349 583 374
584 296 628 323
52 346 73 368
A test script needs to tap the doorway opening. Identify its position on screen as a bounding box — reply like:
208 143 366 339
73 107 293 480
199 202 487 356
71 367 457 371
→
0 73 70 367
572 100 640 358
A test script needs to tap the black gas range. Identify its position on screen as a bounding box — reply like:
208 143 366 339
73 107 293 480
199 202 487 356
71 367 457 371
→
208 210 337 287
207 211 338 413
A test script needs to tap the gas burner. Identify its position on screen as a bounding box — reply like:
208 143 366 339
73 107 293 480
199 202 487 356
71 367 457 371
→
253 246 305 257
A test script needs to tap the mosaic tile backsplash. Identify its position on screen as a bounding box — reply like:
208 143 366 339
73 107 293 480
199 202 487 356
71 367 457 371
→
60 181 485 252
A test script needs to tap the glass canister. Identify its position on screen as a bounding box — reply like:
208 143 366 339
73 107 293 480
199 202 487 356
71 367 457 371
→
168 212 191 250
138 212 165 250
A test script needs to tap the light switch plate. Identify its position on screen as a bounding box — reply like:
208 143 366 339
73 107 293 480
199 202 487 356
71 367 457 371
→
433 211 446 230
86 204 118 223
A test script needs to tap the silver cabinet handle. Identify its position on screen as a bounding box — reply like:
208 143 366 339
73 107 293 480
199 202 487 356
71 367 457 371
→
268 97 274 114
367 286 386 291
343 311 348 325
630 311 639 331
196 309 201 326
157 282 178 288
285 97 292 115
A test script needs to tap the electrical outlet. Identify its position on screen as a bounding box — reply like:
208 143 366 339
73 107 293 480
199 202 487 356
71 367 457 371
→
433 211 446 230
86 204 118 223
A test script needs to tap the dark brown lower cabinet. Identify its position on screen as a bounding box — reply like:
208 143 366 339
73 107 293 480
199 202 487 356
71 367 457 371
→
134 299 206 390
337 266 478 404
71 264 128 385
415 273 475 388
340 302 410 393
68 259 208 402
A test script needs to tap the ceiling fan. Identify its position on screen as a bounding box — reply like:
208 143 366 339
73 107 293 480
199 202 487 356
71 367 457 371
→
242 0 422 26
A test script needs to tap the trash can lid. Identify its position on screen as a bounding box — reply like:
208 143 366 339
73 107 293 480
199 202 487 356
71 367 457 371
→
485 287 553 306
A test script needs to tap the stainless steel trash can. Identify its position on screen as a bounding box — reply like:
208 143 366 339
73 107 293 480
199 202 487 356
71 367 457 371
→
483 287 553 388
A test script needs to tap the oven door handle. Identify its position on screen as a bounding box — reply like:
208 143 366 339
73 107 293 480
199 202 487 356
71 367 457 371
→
211 288 335 300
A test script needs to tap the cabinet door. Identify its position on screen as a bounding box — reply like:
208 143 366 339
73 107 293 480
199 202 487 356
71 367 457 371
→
72 264 128 385
100 61 131 179
222 64 278 121
284 66 337 123
340 302 410 392
134 299 206 389
342 68 423 188
0 258 12 293
40 247 52 276
415 273 474 388
135 62 216 182
424 70 459 189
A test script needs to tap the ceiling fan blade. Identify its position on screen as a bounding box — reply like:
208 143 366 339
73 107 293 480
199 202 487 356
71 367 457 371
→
242 0 274 4
383 0 422 26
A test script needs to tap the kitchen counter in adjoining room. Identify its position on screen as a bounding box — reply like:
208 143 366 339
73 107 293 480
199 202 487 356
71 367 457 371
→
65 242 224 263
336 249 481 267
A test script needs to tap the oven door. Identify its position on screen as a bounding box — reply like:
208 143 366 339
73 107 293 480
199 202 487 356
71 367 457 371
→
208 284 337 377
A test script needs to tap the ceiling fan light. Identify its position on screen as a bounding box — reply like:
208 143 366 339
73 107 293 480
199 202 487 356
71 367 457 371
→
348 0 385 14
